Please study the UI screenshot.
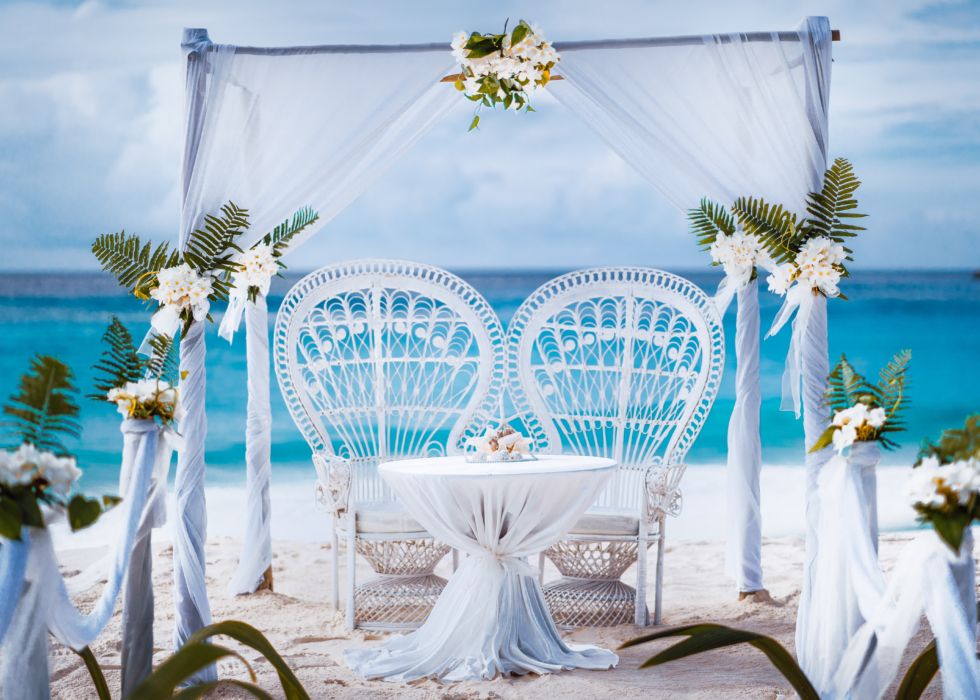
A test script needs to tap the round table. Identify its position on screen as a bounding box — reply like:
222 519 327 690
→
344 454 619 682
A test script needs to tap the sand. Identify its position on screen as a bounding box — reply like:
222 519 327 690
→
45 531 964 699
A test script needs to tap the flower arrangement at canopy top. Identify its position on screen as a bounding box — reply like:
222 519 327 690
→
451 19 560 131
466 424 534 462
230 207 319 303
89 316 183 425
91 202 251 337
0 356 116 540
905 415 980 552
809 350 911 454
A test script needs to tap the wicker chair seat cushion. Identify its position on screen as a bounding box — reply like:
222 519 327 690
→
569 510 640 537
354 502 428 534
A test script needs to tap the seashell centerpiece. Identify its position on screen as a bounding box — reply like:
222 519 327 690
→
465 424 535 462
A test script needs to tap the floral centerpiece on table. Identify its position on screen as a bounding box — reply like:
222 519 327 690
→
905 415 980 552
0 356 115 539
89 316 183 425
451 19 560 131
466 424 534 462
92 202 250 337
809 350 911 453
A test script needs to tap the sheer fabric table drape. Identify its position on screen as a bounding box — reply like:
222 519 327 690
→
344 455 619 682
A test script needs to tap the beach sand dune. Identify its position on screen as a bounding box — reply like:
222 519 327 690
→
48 533 966 699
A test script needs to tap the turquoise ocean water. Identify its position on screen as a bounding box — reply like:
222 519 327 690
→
0 270 977 490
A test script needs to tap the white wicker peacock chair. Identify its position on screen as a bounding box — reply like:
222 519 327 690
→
274 259 505 630
506 267 724 627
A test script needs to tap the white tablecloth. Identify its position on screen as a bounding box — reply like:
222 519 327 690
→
344 454 619 682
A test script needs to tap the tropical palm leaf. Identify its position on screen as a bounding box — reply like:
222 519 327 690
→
687 198 734 251
825 354 877 415
91 232 179 298
620 623 819 700
731 196 800 264
803 157 866 245
3 355 80 455
89 317 145 400
877 348 911 444
261 207 320 258
182 202 249 301
145 332 180 384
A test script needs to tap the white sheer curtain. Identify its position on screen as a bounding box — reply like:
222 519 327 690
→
175 30 460 635
552 17 833 592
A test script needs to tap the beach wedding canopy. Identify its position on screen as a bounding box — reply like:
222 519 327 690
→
174 16 835 651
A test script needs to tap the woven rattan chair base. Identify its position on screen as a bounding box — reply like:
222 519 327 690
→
543 577 646 628
353 573 447 630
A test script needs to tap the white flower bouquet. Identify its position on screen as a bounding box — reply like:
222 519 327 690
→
809 350 910 454
906 415 980 551
466 424 534 462
451 19 560 130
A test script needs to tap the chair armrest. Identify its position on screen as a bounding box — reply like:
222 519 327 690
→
644 462 687 520
312 452 352 516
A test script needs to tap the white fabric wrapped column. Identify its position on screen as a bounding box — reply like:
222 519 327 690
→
795 294 832 665
804 451 887 694
0 535 29 643
1 421 159 696
173 320 215 681
835 529 980 699
120 419 175 695
725 281 763 592
229 297 274 594
853 442 881 550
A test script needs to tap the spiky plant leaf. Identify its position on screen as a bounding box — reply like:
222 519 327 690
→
621 623 819 700
731 196 800 264
3 355 80 455
89 316 144 400
688 198 734 251
91 232 179 298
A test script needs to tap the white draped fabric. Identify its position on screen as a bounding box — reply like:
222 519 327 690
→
804 446 885 695
0 419 168 697
345 455 618 681
177 19 833 632
725 281 764 592
835 529 980 699
228 298 273 595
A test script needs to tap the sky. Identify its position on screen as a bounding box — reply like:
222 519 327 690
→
0 0 978 271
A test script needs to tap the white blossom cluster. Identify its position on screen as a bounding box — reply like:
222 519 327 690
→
829 402 887 452
107 379 183 423
767 236 847 297
233 243 279 296
150 263 213 323
905 456 980 509
0 443 82 496
452 25 559 105
709 231 769 287
466 426 534 462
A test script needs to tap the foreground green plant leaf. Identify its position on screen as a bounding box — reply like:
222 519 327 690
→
73 646 111 700
621 623 819 700
171 679 275 700
896 638 938 700
127 642 253 699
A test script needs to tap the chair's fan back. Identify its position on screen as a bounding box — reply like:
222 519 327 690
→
275 260 505 504
507 268 724 511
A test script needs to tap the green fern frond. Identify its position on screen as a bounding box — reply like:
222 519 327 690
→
687 199 734 251
803 158 866 247
145 333 179 384
731 196 800 264
825 354 878 415
91 232 178 298
261 207 320 257
183 202 249 278
88 317 144 400
877 349 911 435
3 355 80 455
